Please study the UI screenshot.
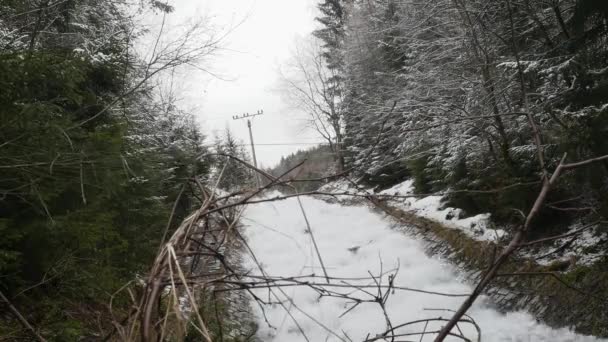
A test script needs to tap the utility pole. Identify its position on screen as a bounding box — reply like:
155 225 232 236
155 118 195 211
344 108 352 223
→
232 109 263 187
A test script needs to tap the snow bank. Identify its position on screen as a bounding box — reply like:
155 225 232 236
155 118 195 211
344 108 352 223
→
519 221 608 266
379 180 505 242
242 196 603 341
378 180 606 265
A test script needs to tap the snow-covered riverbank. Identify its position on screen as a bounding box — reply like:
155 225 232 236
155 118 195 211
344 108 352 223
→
241 195 604 341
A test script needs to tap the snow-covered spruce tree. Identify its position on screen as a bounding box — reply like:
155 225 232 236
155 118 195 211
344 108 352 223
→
126 81 212 227
311 0 352 171
342 0 453 186
213 128 255 192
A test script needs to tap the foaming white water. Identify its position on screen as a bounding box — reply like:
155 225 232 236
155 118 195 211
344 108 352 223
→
242 195 604 342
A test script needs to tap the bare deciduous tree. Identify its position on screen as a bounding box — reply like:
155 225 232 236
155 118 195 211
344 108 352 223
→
279 37 346 171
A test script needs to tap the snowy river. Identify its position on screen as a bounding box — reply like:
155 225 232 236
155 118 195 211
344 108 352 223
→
242 195 604 342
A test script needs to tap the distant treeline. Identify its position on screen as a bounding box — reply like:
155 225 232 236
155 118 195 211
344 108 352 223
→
267 145 337 192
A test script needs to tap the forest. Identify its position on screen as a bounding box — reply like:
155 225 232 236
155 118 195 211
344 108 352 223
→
0 0 253 339
280 0 608 226
2 0 608 341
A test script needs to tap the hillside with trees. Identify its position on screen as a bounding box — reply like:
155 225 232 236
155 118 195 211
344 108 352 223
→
267 145 337 192
302 0 608 228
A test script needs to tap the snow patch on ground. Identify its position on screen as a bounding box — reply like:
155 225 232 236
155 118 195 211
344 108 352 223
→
518 221 608 266
377 180 606 265
242 196 604 341
379 180 505 242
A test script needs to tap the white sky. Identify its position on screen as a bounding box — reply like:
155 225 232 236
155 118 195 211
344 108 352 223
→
149 0 321 168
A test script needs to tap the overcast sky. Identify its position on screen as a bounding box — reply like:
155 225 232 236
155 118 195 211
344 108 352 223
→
146 0 321 168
